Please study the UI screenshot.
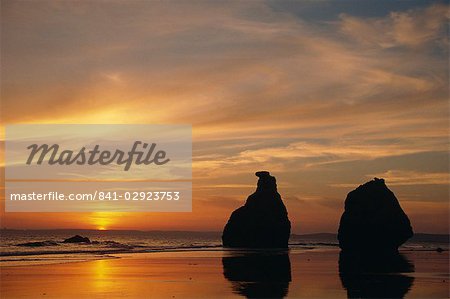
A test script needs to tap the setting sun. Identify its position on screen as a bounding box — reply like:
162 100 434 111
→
90 212 115 231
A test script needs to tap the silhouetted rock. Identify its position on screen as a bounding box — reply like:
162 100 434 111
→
338 178 413 253
222 252 291 298
222 171 291 248
339 251 414 298
63 235 91 243
17 240 59 247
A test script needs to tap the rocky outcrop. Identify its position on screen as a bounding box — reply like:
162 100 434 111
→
338 178 413 253
222 171 291 248
63 235 91 243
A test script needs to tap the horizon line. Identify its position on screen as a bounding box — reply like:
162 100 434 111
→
0 228 448 236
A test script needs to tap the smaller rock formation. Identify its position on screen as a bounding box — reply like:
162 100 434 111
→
17 240 59 247
222 171 291 248
63 235 91 243
338 178 413 253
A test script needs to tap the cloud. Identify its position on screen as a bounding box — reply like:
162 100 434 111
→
339 3 449 48
2 1 448 127
330 170 449 188
193 137 448 180
370 170 449 186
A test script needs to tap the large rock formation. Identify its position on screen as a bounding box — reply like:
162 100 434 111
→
222 171 291 248
338 178 413 253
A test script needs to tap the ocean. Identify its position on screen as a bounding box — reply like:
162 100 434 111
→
1 229 448 265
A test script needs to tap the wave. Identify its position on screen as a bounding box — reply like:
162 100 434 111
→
1 243 225 257
16 240 60 247
2 238 446 259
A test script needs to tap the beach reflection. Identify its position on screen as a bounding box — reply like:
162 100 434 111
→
222 251 291 298
339 251 415 299
90 259 118 294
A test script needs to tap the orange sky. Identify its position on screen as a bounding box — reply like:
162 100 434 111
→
1 1 449 233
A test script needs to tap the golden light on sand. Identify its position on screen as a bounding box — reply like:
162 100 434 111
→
89 259 117 294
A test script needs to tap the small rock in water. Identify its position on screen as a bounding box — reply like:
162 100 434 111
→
63 235 91 243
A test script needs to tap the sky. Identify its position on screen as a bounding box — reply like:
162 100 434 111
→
1 0 449 234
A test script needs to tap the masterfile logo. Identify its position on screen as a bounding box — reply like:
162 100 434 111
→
26 141 170 171
5 124 192 212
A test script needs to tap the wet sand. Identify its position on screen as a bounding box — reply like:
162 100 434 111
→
1 249 448 298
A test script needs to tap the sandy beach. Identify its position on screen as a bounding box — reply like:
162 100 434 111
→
1 249 448 298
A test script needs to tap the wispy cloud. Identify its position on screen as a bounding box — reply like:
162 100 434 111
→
370 170 449 186
339 3 448 48
330 170 449 188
